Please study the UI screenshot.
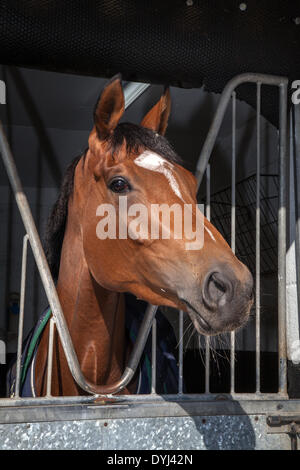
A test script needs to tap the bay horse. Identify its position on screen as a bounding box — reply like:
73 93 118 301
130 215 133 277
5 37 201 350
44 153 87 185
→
33 75 253 396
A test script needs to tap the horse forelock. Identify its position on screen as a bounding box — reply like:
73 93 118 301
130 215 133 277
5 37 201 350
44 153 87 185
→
106 122 182 166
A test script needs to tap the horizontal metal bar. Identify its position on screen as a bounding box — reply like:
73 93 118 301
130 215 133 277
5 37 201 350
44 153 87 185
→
0 392 288 408
267 415 300 427
0 396 296 426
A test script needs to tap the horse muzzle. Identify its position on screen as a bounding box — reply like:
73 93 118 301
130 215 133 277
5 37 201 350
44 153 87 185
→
180 263 254 336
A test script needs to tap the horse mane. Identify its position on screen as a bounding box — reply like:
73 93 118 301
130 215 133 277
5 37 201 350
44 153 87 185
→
44 154 84 280
44 123 181 280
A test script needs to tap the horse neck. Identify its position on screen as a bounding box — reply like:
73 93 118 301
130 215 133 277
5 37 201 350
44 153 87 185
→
55 168 127 386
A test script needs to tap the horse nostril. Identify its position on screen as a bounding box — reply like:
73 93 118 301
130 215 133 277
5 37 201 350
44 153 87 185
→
247 281 255 302
203 271 233 309
211 273 227 294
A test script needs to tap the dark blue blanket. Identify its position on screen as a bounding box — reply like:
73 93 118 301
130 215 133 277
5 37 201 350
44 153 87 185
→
7 295 180 397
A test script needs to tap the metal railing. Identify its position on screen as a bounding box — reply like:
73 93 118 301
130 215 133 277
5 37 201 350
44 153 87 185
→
195 73 288 397
0 73 291 406
0 81 157 400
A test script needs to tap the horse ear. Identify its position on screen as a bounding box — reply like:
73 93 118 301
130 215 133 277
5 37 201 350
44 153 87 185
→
141 87 171 136
94 74 125 140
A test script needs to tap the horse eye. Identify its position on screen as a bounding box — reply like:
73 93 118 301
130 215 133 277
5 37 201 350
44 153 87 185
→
109 177 131 194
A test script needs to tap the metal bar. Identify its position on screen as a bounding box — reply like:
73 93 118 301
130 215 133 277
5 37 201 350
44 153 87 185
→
205 336 210 394
124 82 150 109
15 234 29 397
178 310 184 394
127 305 159 378
293 104 300 325
0 399 298 431
205 164 211 394
231 91 236 255
246 174 278 274
206 164 211 221
151 318 157 394
230 91 236 394
0 122 158 396
196 73 289 188
0 393 290 409
0 401 299 433
194 73 288 398
46 317 55 397
256 82 261 393
278 82 288 395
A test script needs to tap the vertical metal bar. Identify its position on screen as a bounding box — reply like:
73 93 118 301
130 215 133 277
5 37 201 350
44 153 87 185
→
293 104 300 334
46 317 55 397
231 92 236 255
205 339 210 393
256 82 261 393
230 91 236 394
0 122 159 395
291 436 298 451
205 164 211 393
178 310 184 394
15 234 29 397
151 318 157 394
206 164 211 221
278 83 288 395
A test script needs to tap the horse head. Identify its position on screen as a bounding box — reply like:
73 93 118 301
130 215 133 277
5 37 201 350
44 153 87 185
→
78 75 253 336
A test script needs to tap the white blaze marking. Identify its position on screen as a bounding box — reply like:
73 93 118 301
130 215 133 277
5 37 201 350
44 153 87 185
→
205 225 216 242
134 151 216 244
134 151 183 201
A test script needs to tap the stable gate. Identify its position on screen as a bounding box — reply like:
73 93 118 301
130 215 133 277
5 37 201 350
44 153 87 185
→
0 73 300 450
